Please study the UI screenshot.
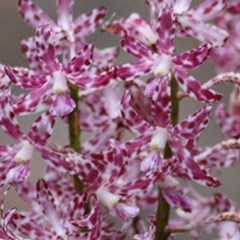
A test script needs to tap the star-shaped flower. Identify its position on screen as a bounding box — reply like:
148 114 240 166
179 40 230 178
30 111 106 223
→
121 78 220 187
116 4 221 103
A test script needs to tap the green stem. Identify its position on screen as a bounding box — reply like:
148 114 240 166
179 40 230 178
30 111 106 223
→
68 83 84 192
154 77 179 240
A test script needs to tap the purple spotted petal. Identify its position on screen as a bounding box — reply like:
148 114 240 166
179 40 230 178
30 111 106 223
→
18 0 54 29
174 68 222 103
0 65 11 90
169 135 220 187
13 83 51 115
189 0 226 21
0 145 16 158
215 103 240 138
37 44 60 73
56 0 74 29
50 94 75 117
21 37 43 73
40 147 74 174
28 111 56 147
121 90 151 134
172 106 212 150
123 13 157 46
162 187 192 212
121 34 154 59
172 43 212 70
0 90 24 141
141 150 164 173
36 180 65 235
5 66 47 89
71 153 102 191
74 7 107 42
196 145 239 169
0 161 18 186
6 164 30 184
11 213 54 239
174 0 192 13
171 142 220 187
156 3 175 55
70 195 101 239
64 44 93 76
35 23 55 58
74 67 116 90
117 60 152 81
151 76 171 127
111 203 139 222
93 47 119 68
178 16 228 46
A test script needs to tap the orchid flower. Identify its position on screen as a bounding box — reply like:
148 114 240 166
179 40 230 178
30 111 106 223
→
0 89 55 186
121 78 219 187
8 179 101 240
115 4 221 103
5 23 115 117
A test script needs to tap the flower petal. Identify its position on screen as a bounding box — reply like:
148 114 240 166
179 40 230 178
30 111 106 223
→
169 135 220 187
215 103 240 138
156 3 175 55
0 90 24 140
151 76 171 127
179 16 228 46
117 60 153 80
189 0 226 21
121 33 154 59
172 106 212 150
121 90 151 134
5 66 47 89
174 68 222 103
50 94 75 116
13 83 51 115
74 7 107 42
28 111 56 147
172 43 212 70
64 44 93 76
18 0 54 29
56 0 74 30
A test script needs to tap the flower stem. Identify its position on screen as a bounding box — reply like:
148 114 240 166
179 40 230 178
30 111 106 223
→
155 77 179 240
68 83 84 192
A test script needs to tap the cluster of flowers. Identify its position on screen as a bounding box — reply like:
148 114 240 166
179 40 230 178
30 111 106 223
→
1 0 240 239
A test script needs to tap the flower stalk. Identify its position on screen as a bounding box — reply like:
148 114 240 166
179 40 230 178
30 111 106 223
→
68 83 84 192
155 77 179 240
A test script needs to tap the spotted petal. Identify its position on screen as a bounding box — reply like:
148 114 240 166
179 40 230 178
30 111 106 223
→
18 0 54 29
215 103 240 138
117 60 152 80
178 16 228 46
172 106 212 151
151 76 171 127
172 43 212 70
0 90 24 141
156 3 175 55
121 33 154 59
169 136 220 187
64 44 93 76
5 66 47 89
73 67 115 89
13 83 51 115
28 110 56 147
56 0 74 29
0 65 11 90
189 0 226 21
174 68 222 103
74 7 107 42
121 90 151 134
